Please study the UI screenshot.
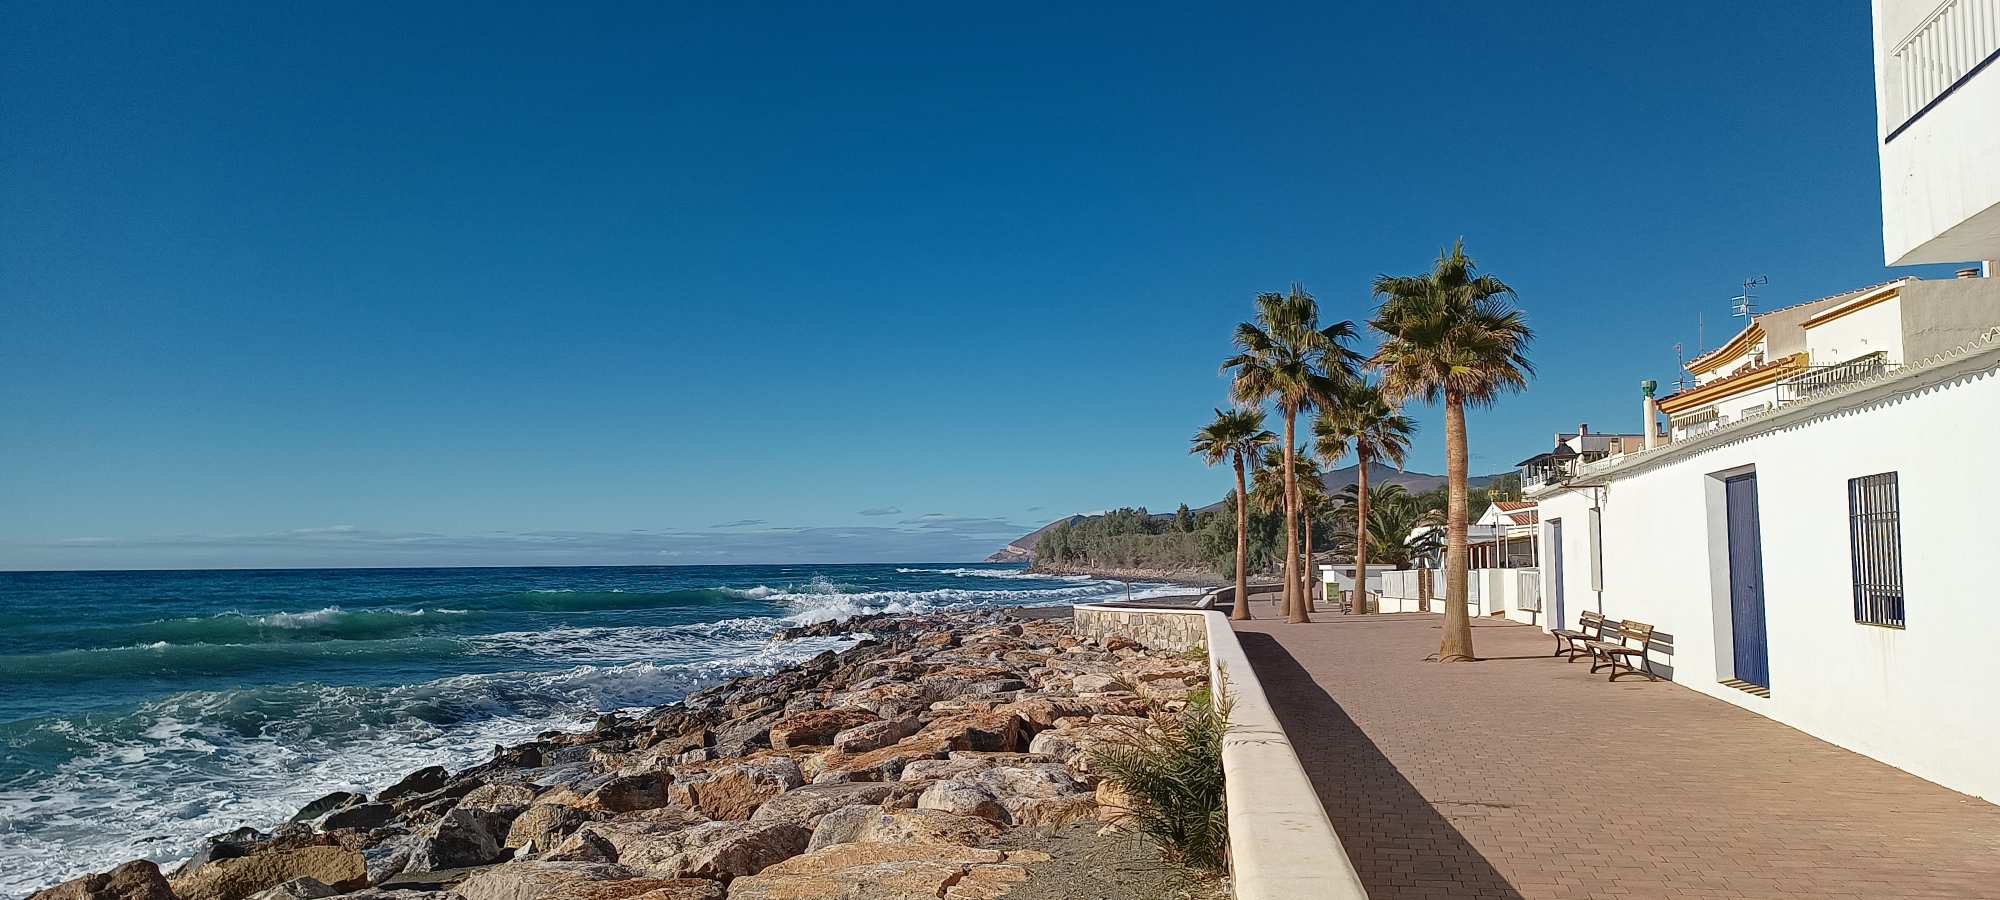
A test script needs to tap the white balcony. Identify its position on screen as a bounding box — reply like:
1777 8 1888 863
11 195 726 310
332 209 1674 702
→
1874 0 2000 266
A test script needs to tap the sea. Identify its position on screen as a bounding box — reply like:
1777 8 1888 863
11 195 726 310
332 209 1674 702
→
0 563 1179 896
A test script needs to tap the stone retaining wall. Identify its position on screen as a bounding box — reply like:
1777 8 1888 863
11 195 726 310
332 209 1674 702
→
1070 605 1208 652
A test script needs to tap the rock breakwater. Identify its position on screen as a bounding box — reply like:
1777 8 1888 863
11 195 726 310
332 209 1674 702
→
31 610 1210 900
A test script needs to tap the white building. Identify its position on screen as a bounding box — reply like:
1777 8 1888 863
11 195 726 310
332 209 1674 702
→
1872 0 2000 267
1529 277 2000 802
1658 276 2000 440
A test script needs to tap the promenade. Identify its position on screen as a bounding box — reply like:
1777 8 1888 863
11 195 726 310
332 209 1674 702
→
1231 607 2000 899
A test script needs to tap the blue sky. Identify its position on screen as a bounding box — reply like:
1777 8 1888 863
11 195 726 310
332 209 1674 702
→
0 3 1965 569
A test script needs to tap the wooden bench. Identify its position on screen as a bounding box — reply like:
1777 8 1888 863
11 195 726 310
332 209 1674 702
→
1585 619 1660 681
1551 609 1610 661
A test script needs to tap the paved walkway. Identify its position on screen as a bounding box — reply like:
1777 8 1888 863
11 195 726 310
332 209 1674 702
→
1231 606 2000 899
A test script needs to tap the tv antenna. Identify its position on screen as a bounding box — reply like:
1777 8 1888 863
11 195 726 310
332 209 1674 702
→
1732 275 1768 319
1673 342 1689 390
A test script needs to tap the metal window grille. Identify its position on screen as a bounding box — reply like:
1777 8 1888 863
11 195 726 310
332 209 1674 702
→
1847 472 1905 628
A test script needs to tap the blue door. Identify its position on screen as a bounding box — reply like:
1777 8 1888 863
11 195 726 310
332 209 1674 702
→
1725 473 1771 688
1548 519 1566 628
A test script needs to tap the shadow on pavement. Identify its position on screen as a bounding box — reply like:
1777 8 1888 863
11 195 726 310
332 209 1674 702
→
1234 630 1524 900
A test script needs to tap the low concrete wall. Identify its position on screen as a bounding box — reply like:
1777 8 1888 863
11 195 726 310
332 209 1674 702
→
1071 605 1208 652
1072 604 1369 900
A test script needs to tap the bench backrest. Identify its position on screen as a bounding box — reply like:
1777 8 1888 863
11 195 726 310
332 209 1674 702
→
1615 620 1654 647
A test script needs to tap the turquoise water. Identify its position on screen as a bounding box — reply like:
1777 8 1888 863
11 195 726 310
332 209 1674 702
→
0 564 1172 896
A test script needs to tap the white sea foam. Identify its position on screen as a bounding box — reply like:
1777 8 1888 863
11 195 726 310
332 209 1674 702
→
0 635 851 897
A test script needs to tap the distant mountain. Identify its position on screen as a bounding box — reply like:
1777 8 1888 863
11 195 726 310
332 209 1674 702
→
986 463 1507 562
1319 461 1504 495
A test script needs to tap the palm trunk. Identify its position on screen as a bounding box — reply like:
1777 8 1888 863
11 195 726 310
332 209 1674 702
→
1282 411 1308 624
1439 393 1476 661
1232 454 1252 621
1296 512 1312 612
1352 450 1370 615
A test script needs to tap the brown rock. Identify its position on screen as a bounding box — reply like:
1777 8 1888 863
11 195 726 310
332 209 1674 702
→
609 819 807 881
667 758 802 820
914 781 1005 823
30 860 175 900
768 709 879 750
805 807 1003 852
458 782 538 813
724 843 1008 900
915 713 1025 753
1095 780 1135 825
452 861 643 900
505 801 594 851
746 782 898 827
827 718 920 754
579 773 671 815
168 847 367 900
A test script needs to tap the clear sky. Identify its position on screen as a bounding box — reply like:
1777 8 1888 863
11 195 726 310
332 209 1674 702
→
0 3 1966 569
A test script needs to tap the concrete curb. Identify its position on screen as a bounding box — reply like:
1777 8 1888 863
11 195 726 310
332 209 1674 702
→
1072 604 1369 899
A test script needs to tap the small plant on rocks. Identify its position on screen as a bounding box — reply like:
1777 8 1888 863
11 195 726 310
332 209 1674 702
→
1089 681 1231 870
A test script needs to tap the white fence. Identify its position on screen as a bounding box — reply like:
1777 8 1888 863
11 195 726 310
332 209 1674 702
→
1375 567 1541 623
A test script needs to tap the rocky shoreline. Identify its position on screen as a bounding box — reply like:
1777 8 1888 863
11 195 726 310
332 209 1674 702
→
31 608 1217 900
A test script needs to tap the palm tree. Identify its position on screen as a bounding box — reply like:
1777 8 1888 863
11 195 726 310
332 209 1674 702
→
1190 408 1277 621
1292 451 1329 612
1313 381 1415 615
1333 483 1443 569
1372 240 1534 661
1224 286 1362 624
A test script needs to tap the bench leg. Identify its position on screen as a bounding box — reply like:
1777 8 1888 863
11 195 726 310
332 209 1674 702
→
1607 652 1660 682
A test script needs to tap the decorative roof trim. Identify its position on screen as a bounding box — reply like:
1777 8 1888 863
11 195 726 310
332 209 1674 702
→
1657 352 1807 413
1802 283 1903 330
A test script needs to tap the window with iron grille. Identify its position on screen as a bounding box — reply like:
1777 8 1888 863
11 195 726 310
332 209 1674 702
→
1847 472 1904 628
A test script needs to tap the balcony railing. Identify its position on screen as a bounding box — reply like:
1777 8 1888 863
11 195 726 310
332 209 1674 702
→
1886 0 2000 139
1776 352 1897 404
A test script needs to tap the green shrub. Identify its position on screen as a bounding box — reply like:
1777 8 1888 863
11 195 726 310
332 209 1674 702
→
1089 680 1231 870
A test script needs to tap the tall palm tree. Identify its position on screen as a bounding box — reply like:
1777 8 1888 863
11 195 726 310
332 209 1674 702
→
1292 451 1329 612
1372 240 1533 661
1224 286 1362 624
1313 381 1416 615
1190 408 1277 621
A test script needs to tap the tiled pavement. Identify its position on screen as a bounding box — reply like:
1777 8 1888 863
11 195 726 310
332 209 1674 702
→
1231 606 2000 899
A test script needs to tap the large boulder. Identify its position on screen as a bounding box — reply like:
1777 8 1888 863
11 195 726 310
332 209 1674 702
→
458 783 538 814
578 773 671 815
667 757 802 820
725 843 1021 900
768 709 879 750
289 792 366 823
29 861 175 900
805 807 1002 852
404 805 517 871
168 847 368 900
560 819 807 882
958 764 1089 822
915 713 1026 753
913 781 1005 823
452 861 649 900
746 782 899 828
376 766 451 803
318 802 396 832
828 718 920 754
504 802 594 852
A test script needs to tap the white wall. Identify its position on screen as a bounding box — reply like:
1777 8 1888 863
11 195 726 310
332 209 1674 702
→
1807 296 1906 365
1537 355 2000 802
1874 0 2000 266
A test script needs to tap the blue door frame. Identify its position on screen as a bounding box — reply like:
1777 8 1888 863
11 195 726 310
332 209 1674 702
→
1725 473 1771 688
